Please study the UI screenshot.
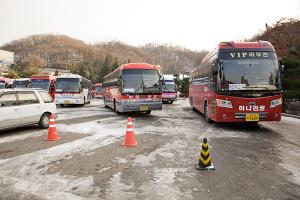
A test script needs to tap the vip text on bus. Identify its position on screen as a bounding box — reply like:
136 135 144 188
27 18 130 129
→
103 63 162 114
55 73 92 106
189 41 283 123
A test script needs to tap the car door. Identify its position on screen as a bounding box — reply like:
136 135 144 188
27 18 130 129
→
17 91 41 125
0 92 19 129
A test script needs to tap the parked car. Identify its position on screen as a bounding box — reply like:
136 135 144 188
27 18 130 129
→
0 88 57 131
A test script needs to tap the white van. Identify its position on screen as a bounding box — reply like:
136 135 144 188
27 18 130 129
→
0 88 57 131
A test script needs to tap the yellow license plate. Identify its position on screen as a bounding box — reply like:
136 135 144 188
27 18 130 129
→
64 100 70 104
140 105 148 111
246 114 259 121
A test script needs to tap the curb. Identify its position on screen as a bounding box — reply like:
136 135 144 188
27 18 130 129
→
282 113 300 119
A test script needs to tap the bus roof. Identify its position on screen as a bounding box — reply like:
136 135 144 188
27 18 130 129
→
218 40 275 50
94 83 102 86
31 75 56 80
57 73 82 79
104 63 160 79
14 78 30 81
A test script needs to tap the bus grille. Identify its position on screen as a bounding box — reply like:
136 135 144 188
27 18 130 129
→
235 112 268 119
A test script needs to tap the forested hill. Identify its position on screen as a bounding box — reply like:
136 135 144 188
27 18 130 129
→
1 34 208 74
250 18 300 100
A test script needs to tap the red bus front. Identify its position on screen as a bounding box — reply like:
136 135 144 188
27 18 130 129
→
94 83 103 98
31 75 56 99
103 63 162 114
189 41 283 123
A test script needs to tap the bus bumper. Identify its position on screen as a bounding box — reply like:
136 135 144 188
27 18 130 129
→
162 97 177 102
117 101 162 112
55 98 83 105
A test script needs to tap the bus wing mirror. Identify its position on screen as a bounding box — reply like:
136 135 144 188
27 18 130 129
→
160 76 165 84
212 64 218 75
281 65 285 74
279 58 285 74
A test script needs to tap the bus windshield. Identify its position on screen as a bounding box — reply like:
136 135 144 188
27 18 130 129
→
122 69 160 94
219 52 280 91
31 79 50 91
13 80 31 88
56 78 80 93
95 86 103 92
162 84 176 92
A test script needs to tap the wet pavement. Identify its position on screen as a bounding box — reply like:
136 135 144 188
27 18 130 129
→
0 99 299 200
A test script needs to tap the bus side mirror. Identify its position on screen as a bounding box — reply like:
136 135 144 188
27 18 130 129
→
80 82 83 92
279 58 285 74
281 65 285 74
160 75 165 85
212 60 222 76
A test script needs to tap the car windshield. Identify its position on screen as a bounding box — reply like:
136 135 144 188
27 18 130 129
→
56 78 80 93
95 86 103 92
122 69 160 94
218 52 280 91
162 84 176 92
31 79 50 91
13 80 31 88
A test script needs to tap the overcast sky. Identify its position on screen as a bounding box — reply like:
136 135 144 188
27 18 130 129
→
0 0 299 50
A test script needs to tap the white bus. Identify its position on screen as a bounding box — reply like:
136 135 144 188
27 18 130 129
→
55 74 92 106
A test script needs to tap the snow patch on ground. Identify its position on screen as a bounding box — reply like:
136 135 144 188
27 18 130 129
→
279 163 300 185
56 117 125 135
134 141 184 167
204 125 249 139
0 130 46 144
1 173 96 200
106 172 134 200
281 116 300 123
0 119 133 200
112 157 127 164
140 168 192 199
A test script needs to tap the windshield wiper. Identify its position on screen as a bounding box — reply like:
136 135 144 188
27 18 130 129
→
134 80 144 93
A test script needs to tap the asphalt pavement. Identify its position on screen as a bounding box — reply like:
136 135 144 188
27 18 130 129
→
0 99 299 200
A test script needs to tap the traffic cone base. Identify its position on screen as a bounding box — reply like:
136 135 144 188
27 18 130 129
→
196 138 214 170
45 115 60 141
195 163 215 170
122 117 137 147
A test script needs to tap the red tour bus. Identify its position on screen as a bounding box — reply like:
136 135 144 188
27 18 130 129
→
103 63 162 114
189 41 283 123
31 75 56 99
93 83 104 98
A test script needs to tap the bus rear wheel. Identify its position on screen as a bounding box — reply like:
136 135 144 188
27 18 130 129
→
204 102 213 123
145 110 151 114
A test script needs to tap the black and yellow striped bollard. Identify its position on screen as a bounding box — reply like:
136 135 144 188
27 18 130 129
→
196 138 215 170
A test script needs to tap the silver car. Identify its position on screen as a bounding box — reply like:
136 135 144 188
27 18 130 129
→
0 88 57 131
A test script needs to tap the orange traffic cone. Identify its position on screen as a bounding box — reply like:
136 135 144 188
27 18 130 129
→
122 117 137 147
46 115 60 141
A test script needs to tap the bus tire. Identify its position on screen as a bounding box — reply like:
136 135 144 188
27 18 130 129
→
204 101 213 123
113 99 119 114
145 110 151 114
190 97 196 111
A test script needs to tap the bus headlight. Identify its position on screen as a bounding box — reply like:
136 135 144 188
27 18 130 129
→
216 99 233 108
270 98 282 108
